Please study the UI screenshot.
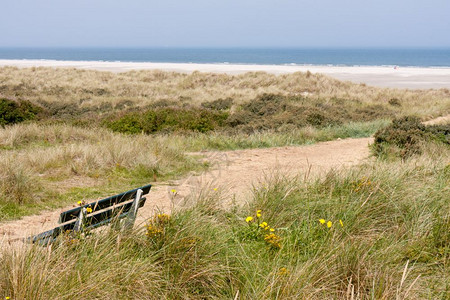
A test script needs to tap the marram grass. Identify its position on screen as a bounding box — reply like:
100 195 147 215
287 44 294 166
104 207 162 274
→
0 120 385 221
1 145 448 299
1 66 449 119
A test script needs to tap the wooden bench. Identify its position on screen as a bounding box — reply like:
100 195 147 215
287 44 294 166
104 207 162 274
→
30 184 152 245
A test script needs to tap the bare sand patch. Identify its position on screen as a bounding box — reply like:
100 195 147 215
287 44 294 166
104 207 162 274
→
423 114 450 125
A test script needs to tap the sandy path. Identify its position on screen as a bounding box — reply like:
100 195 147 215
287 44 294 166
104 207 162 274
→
423 114 450 125
0 137 372 241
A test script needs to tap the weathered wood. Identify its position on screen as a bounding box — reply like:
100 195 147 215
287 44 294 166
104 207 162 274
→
73 207 87 232
30 184 151 244
123 188 143 230
58 184 151 223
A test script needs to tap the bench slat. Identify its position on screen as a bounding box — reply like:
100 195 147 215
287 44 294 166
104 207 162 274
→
58 184 151 223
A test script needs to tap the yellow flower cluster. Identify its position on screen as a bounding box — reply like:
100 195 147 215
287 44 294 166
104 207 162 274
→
246 210 276 230
264 233 282 249
245 209 281 248
278 267 289 276
259 221 275 232
146 224 163 238
156 213 171 224
86 206 93 213
319 218 344 228
353 176 373 192
146 213 171 239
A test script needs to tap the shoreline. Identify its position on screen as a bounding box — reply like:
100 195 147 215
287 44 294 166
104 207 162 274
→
1 59 450 89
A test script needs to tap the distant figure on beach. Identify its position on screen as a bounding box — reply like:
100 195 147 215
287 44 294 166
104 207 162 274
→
394 65 399 70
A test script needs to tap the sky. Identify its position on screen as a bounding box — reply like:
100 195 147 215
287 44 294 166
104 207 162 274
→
1 0 450 48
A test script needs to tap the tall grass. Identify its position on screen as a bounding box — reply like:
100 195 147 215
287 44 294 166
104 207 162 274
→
0 123 206 221
1 143 448 299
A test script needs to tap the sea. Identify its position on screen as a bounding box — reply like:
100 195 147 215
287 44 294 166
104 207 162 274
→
0 48 450 67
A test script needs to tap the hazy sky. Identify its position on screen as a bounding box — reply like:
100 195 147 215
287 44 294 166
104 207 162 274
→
1 0 449 48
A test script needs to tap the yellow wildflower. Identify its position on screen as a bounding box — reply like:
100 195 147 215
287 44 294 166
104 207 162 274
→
256 210 262 218
245 216 253 223
319 219 326 224
86 206 93 213
327 221 332 228
259 221 268 228
170 189 177 193
264 233 282 249
278 267 289 276
339 219 344 227
270 228 275 232
77 201 82 206
146 224 163 238
213 188 218 191
156 213 171 224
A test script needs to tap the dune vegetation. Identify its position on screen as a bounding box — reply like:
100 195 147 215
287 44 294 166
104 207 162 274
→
1 66 449 119
0 67 449 298
1 140 448 299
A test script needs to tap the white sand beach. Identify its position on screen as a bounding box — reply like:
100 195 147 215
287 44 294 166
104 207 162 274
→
1 59 450 89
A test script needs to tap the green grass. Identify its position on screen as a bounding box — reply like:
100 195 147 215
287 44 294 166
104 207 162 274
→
1 143 448 299
156 119 388 151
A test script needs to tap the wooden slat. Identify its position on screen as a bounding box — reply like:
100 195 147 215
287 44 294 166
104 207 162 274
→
58 184 151 223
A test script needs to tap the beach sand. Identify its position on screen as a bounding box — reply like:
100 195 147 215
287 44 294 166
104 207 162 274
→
1 59 450 89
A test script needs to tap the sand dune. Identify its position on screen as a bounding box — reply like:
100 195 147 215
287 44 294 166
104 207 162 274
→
1 59 450 89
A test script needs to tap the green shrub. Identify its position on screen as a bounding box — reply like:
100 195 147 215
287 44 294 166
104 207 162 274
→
373 116 450 159
0 98 43 126
427 124 450 145
105 107 229 134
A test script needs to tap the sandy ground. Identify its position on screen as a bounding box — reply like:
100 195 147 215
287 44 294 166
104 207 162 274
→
1 59 450 89
0 137 372 242
423 114 450 125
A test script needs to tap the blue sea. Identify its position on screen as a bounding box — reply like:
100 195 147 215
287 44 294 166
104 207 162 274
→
0 48 450 67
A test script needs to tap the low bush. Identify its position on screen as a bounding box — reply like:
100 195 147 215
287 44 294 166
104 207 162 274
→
373 116 450 159
227 94 391 132
0 98 43 126
105 107 229 134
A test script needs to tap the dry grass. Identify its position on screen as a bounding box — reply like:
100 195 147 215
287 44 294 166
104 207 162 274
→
0 123 204 220
1 66 449 118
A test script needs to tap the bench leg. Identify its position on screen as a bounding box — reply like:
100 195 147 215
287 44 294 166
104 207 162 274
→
124 189 143 231
74 207 87 232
